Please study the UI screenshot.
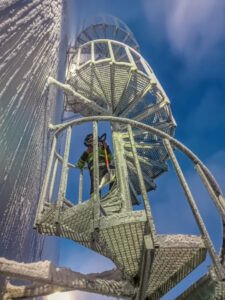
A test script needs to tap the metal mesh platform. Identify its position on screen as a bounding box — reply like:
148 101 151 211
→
146 235 207 299
63 43 176 196
36 200 206 294
67 61 151 116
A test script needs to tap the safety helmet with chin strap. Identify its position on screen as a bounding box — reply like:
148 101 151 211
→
84 133 107 147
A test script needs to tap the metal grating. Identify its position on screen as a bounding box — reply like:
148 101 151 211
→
99 220 146 277
63 39 177 192
36 202 207 293
100 185 122 215
66 61 151 117
146 235 207 299
75 16 140 51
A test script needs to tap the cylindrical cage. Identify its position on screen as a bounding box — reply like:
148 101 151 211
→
32 15 225 300
74 14 140 51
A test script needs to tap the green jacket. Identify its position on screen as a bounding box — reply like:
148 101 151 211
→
78 146 113 170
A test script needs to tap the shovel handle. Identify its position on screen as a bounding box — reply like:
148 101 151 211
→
104 146 109 165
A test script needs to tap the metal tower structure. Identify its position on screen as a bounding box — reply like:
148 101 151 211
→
1 15 225 300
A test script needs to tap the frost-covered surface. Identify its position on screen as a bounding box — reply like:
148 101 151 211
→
0 0 67 263
0 257 133 298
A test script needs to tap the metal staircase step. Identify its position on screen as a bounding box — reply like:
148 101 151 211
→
145 235 207 300
36 204 206 297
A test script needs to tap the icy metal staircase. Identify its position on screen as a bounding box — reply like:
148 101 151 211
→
1 15 225 300
33 115 216 299
32 15 225 299
36 204 206 299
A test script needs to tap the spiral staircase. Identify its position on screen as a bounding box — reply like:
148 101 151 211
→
1 15 225 300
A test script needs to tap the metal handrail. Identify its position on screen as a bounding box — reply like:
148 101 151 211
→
35 116 225 279
68 38 152 74
49 115 223 199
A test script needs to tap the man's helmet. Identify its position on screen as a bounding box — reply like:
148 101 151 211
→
84 133 93 147
84 133 107 147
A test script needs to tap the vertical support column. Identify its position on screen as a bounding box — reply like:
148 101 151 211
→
127 125 157 245
137 235 154 300
48 158 58 202
195 163 225 221
112 127 132 212
78 169 83 204
56 126 72 222
93 121 100 221
163 138 225 280
34 135 57 227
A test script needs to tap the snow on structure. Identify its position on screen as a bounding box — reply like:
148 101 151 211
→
0 0 67 263
0 257 134 299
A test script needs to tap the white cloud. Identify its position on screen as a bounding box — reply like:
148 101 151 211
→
167 1 224 62
142 0 225 66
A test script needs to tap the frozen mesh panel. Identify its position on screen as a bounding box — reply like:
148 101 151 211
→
105 23 119 40
95 211 147 277
113 64 130 110
156 106 171 122
130 50 147 74
126 159 156 193
73 64 92 95
126 86 160 119
133 131 168 160
92 23 105 39
61 200 93 233
139 104 173 131
94 62 112 105
79 44 91 65
112 43 130 63
122 130 169 190
117 71 150 116
125 149 167 180
91 66 111 105
123 130 168 158
68 63 108 109
145 235 206 299
94 42 110 61
75 15 140 51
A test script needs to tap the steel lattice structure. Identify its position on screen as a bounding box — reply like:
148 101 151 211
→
1 15 225 300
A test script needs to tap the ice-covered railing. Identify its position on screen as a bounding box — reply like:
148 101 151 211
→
33 116 225 281
68 39 150 73
33 117 169 230
62 36 176 137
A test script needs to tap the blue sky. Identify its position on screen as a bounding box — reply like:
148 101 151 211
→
45 1 225 299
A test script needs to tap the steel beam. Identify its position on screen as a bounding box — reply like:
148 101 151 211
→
0 257 135 299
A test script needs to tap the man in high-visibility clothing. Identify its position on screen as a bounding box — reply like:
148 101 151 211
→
78 133 115 196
